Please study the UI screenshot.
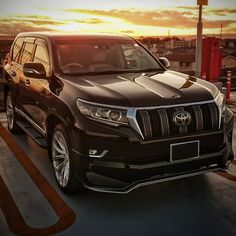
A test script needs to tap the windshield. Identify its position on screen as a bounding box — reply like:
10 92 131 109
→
56 39 163 75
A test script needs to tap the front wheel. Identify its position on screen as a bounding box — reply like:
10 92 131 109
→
51 124 83 194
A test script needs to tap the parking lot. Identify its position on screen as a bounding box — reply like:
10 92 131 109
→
0 105 236 236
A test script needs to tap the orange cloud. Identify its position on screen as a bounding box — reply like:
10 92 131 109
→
65 8 236 29
0 15 66 34
121 30 135 34
178 6 236 17
0 8 235 36
75 18 105 24
209 8 236 16
0 21 52 34
224 26 236 33
177 6 198 10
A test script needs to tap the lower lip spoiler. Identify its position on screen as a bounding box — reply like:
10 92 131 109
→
84 164 231 194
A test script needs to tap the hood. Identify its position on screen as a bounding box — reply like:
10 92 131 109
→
62 70 219 107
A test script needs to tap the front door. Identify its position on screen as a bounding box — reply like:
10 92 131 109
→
19 38 51 132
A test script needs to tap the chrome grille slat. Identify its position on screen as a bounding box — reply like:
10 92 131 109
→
157 109 170 136
208 103 218 129
192 105 204 131
136 102 219 140
138 110 153 138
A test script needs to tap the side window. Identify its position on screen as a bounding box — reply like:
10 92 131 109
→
33 44 51 76
20 42 34 65
11 37 24 63
122 45 139 68
122 44 153 69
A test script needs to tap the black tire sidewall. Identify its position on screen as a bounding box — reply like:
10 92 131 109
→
6 92 19 133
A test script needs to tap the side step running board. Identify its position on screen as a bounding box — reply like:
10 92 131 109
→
16 121 48 148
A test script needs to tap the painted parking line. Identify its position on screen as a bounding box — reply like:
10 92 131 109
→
0 123 76 235
214 159 236 181
215 172 236 181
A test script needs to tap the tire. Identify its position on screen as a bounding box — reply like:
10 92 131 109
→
5 93 21 133
51 123 83 194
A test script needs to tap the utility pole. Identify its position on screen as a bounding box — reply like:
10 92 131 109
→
168 30 171 49
195 0 208 78
220 24 223 40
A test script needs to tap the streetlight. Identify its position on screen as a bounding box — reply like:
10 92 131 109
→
195 0 208 78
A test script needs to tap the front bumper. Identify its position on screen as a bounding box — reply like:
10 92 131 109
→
70 110 234 194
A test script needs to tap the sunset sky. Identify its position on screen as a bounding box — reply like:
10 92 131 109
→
0 0 235 36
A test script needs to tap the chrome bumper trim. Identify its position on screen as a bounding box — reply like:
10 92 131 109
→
83 166 229 194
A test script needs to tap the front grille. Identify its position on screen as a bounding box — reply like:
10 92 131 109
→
136 103 219 140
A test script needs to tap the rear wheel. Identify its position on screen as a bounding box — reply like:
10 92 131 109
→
6 93 20 133
51 124 83 194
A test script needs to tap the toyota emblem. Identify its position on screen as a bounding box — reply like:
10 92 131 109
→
173 111 191 127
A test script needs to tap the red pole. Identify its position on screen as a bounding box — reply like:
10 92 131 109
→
226 70 231 104
202 72 206 80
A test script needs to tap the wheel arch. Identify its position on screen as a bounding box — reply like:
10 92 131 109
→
46 112 73 161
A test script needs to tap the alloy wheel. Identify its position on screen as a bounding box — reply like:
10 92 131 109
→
52 130 70 187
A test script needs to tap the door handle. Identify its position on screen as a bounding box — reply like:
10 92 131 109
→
9 70 16 77
24 78 31 86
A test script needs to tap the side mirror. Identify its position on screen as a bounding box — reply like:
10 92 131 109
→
158 57 170 69
23 62 46 78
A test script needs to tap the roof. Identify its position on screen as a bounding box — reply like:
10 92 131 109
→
16 32 131 41
222 55 236 61
166 53 195 63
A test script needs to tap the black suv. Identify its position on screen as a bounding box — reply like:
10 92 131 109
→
3 32 234 194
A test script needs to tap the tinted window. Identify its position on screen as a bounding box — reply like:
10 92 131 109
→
56 39 161 75
33 44 51 76
122 44 153 69
11 37 24 63
20 42 34 64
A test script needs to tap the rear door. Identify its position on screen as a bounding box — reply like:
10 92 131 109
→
4 37 24 109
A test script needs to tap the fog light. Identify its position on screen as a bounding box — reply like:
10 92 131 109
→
89 149 98 155
89 149 108 158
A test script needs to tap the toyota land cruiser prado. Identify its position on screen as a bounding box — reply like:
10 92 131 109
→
2 32 234 193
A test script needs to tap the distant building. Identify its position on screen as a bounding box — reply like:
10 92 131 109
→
0 34 16 41
165 40 192 50
222 55 236 69
221 38 236 49
166 53 195 74
150 43 166 58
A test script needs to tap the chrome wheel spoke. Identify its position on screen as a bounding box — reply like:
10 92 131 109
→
7 113 13 122
55 136 66 152
52 130 70 187
53 154 65 161
54 159 66 171
53 143 65 155
62 162 69 186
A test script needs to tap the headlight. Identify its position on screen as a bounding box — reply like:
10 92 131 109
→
77 99 129 126
215 92 226 123
215 92 234 124
215 92 226 110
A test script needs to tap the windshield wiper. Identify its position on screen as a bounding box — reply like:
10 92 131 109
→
63 70 134 76
63 68 164 76
139 68 164 73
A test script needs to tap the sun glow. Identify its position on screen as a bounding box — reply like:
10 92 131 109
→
0 0 235 36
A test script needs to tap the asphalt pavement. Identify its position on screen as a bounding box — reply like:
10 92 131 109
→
0 93 236 236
